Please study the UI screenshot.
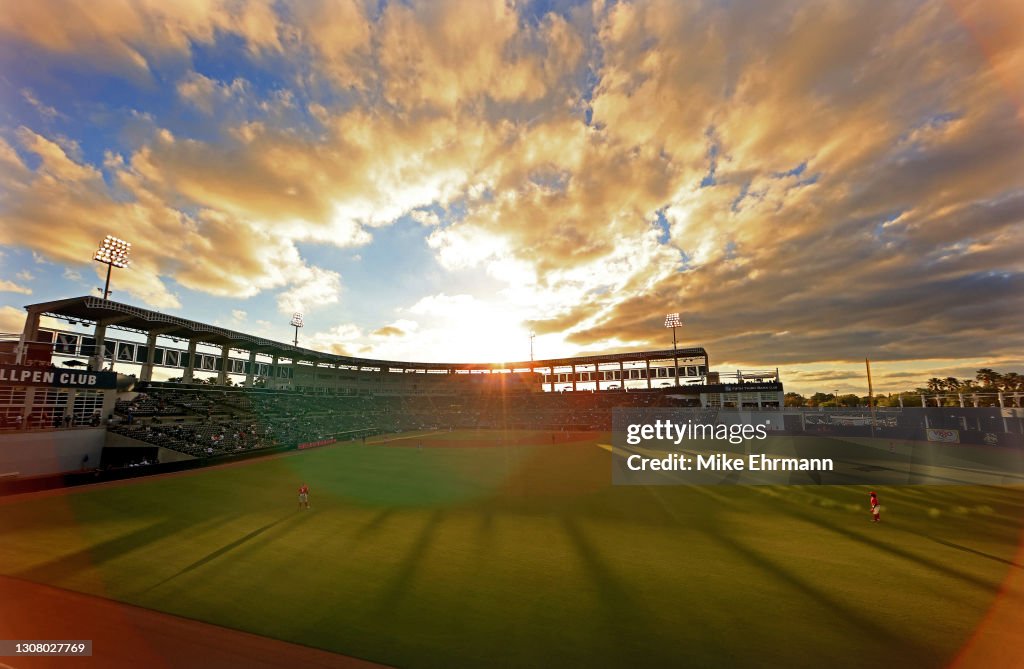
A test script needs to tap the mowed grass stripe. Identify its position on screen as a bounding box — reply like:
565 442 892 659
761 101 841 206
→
0 434 1021 668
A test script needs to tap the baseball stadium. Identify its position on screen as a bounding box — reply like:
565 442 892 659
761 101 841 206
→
1 296 1023 668
3 1 1024 667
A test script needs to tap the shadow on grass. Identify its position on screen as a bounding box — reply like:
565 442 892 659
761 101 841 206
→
643 487 935 664
373 509 444 615
709 525 935 663
351 507 397 542
145 512 312 592
15 515 202 584
776 496 1015 593
911 533 1024 569
557 514 664 666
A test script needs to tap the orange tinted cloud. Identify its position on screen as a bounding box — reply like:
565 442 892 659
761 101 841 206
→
0 0 1020 376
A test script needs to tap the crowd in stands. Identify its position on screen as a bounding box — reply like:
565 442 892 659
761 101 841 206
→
107 383 695 459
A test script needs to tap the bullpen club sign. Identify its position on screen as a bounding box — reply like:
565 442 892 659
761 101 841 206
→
0 364 117 389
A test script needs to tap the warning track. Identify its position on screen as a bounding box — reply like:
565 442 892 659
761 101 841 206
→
0 575 390 669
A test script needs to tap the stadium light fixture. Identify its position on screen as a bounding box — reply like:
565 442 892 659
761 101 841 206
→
290 312 304 347
93 235 131 301
664 312 681 386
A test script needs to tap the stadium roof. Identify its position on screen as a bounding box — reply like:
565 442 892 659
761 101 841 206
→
24 296 708 371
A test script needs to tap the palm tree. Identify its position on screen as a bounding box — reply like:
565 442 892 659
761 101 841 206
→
926 378 944 392
1000 373 1023 392
976 368 1002 388
944 377 961 392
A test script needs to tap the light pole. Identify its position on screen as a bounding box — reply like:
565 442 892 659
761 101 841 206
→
664 312 681 386
290 312 304 347
93 235 131 300
530 332 535 362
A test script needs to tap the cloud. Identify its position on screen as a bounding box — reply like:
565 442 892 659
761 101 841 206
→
276 266 342 315
0 280 32 295
0 306 26 333
410 210 440 227
0 0 1021 383
372 325 405 337
0 0 283 78
176 72 250 115
304 323 363 356
20 88 60 119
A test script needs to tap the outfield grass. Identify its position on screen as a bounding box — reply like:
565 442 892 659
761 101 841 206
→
1 430 1023 668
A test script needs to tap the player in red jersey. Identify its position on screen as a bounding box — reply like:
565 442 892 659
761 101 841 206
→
298 483 310 509
869 491 880 522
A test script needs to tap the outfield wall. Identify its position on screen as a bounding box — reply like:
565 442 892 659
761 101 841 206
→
0 428 105 478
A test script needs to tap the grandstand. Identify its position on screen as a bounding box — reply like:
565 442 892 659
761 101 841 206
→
2 295 1022 484
0 295 784 478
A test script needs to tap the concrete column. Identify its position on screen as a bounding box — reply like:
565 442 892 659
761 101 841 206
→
958 393 964 408
183 339 198 383
102 387 118 425
645 359 652 389
16 309 41 365
140 331 159 381
65 389 76 427
618 361 624 390
572 364 577 392
90 323 109 371
270 355 280 388
218 344 230 385
244 350 257 386
22 388 36 428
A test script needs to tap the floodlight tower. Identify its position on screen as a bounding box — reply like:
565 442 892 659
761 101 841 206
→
664 312 681 386
290 312 304 347
94 235 132 301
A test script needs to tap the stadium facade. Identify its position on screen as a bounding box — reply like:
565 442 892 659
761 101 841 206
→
0 296 787 478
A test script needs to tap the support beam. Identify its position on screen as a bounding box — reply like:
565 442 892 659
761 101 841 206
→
16 309 42 365
218 344 231 385
244 349 257 386
645 359 651 389
182 339 198 383
139 327 178 382
140 331 159 382
90 322 107 371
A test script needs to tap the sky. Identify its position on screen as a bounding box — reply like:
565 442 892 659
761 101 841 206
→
0 0 1022 395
